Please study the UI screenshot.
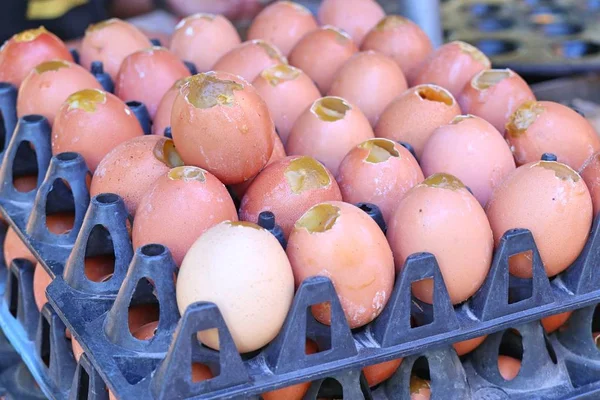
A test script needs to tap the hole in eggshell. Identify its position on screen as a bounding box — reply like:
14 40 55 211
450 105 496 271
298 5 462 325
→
285 156 331 194
410 357 432 397
422 173 465 191
323 25 352 42
14 26 48 42
35 60 70 74
415 85 454 106
226 221 263 230
261 64 301 86
311 97 351 122
454 41 491 67
472 69 512 90
253 40 286 63
359 139 399 163
451 115 475 124
168 166 206 182
506 101 544 138
184 73 244 109
66 89 106 113
153 138 184 168
533 161 580 182
296 203 340 233
375 15 409 30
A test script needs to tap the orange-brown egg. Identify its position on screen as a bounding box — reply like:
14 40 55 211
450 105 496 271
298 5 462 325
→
387 173 493 304
506 101 600 170
239 156 342 238
286 96 374 176
287 201 395 328
375 84 462 159
580 152 600 216
361 15 433 83
288 26 358 94
71 336 84 362
486 161 592 278
33 263 52 311
171 72 274 184
132 320 159 340
453 335 487 356
91 136 183 216
412 41 491 98
498 355 521 380
152 77 189 136
17 60 102 125
0 26 73 87
317 0 385 45
541 311 571 333
170 13 241 72
82 255 116 282
363 358 402 387
337 138 423 223
420 115 516 207
13 175 39 193
4 227 36 268
410 376 431 400
457 69 535 133
328 51 407 126
132 166 238 265
212 40 287 83
252 64 321 144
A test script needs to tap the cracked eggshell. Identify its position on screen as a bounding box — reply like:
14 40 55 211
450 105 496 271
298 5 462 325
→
317 0 385 45
287 201 394 329
212 39 287 83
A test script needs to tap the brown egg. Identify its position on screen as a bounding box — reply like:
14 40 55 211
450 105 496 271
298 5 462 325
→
33 263 52 311
361 15 433 83
239 156 342 238
177 221 295 353
506 101 600 170
498 355 521 381
453 335 487 356
152 77 189 136
248 1 318 56
132 320 158 340
486 161 592 278
212 40 287 83
580 152 600 216
286 96 374 176
4 227 36 268
375 84 462 159
318 0 385 45
170 13 241 72
363 358 402 387
17 60 102 125
0 26 73 87
171 72 274 184
410 376 431 400
287 201 395 328
387 173 493 304
132 166 238 265
457 69 535 133
288 26 358 93
412 41 491 98
541 311 571 333
13 175 38 193
252 64 321 144
420 115 516 207
191 363 213 382
328 51 407 126
91 136 183 216
337 138 423 223
83 255 116 282
80 19 151 80
71 336 84 362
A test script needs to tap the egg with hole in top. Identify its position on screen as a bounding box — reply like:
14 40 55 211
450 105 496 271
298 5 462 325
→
212 39 287 83
317 0 385 45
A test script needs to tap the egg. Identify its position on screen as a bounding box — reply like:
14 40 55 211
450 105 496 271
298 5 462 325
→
375 84 462 159
33 263 52 311
453 335 487 356
170 13 241 72
498 355 521 380
91 136 183 216
486 161 592 278
286 96 374 176
328 51 407 126
541 311 571 333
363 358 403 387
317 0 385 45
0 26 73 87
71 336 84 362
177 221 295 353
361 15 433 83
17 60 102 125
387 173 494 304
410 376 431 400
337 138 423 223
12 175 39 193
287 201 395 328
171 72 274 184
412 41 491 98
252 64 321 144
4 227 36 268
239 156 342 238
132 166 238 266
82 255 116 282
457 69 535 134
288 26 358 93
152 77 189 136
506 101 600 170
420 115 516 207
579 152 600 216
212 40 287 83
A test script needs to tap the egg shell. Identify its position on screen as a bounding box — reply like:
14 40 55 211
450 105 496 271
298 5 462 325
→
212 40 287 83
33 263 52 311
171 72 274 184
387 174 494 304
4 227 36 268
288 27 358 94
411 41 491 98
80 19 152 80
177 221 295 353
286 96 374 176
152 77 189 136
0 26 73 87
91 136 183 216
457 69 535 134
506 101 600 170
361 15 433 83
337 138 424 223
541 311 571 333
317 0 385 45
17 60 102 125
410 377 431 400
239 156 342 238
375 84 462 159
579 152 600 216
287 201 395 328
328 51 408 126
420 115 516 207
115 47 190 118
170 13 241 73
453 335 487 356
498 355 521 380
132 166 238 266
486 161 592 278
363 358 402 387
248 1 318 56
